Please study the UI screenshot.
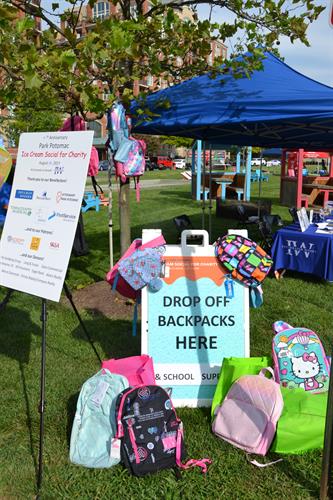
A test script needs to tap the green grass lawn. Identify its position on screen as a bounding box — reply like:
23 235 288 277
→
88 168 182 186
0 174 331 499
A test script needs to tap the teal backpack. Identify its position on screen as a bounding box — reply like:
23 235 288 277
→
70 369 129 468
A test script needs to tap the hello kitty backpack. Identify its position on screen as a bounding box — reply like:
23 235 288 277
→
272 321 330 393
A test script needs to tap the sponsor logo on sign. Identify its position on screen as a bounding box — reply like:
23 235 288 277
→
30 237 41 251
49 241 60 249
283 240 316 258
36 191 51 201
15 189 33 200
48 211 76 222
11 206 32 216
56 191 79 204
7 235 24 245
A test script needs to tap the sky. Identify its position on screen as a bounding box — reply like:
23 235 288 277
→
197 1 333 87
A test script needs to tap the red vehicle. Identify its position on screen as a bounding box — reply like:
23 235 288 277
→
150 156 174 169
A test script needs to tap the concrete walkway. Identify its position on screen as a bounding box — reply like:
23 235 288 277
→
86 178 186 190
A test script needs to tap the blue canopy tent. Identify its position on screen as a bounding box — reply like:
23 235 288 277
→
132 51 333 211
132 52 333 148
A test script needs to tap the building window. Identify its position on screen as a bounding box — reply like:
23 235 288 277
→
207 53 213 66
93 2 110 20
87 121 102 138
146 74 153 87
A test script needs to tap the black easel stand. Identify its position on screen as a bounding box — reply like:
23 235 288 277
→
0 283 101 497
320 357 333 499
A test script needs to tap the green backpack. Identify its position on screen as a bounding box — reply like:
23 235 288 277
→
70 369 129 468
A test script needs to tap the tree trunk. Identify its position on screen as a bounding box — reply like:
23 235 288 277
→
119 179 131 255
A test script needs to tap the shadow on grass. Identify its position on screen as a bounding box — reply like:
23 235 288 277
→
0 300 41 481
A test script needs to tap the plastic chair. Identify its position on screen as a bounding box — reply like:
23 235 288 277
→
236 204 259 227
173 214 201 242
302 168 308 176
255 169 269 182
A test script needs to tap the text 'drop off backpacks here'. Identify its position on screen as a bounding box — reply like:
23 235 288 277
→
116 385 211 476
212 368 283 459
70 369 129 468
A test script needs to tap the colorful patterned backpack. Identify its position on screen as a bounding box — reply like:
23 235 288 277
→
115 385 211 476
215 234 273 288
272 321 330 393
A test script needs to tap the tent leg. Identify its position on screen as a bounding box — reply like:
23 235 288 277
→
320 358 333 499
201 141 206 229
37 299 47 498
208 145 212 242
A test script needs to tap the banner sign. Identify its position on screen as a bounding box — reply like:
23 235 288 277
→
0 131 93 301
142 229 249 407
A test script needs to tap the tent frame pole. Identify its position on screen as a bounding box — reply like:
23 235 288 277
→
201 141 206 229
320 356 333 499
208 144 212 242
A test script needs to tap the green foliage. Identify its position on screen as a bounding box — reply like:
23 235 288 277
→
1 92 63 146
0 0 325 118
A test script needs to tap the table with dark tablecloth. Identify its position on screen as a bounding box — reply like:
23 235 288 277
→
271 223 333 281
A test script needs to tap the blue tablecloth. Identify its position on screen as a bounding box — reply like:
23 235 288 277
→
271 223 333 281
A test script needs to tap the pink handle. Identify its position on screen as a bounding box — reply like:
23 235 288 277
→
176 427 211 473
259 367 275 380
140 234 166 250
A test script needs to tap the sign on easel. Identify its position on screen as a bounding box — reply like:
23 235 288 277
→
142 229 249 407
0 131 93 301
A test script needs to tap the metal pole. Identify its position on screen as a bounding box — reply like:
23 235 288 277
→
107 148 114 268
202 141 206 229
320 360 333 499
208 144 213 242
37 299 47 496
258 150 263 219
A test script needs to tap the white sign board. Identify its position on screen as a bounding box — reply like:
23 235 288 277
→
142 229 249 407
297 207 310 232
0 131 93 301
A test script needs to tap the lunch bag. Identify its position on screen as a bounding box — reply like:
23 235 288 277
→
116 385 211 476
70 369 129 468
215 234 273 287
272 321 330 393
212 368 284 458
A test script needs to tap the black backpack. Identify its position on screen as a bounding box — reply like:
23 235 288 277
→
115 385 211 477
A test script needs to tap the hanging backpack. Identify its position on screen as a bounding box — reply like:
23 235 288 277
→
272 321 330 393
115 385 211 476
70 369 129 468
106 234 166 335
107 101 130 152
115 137 146 202
212 368 284 461
215 234 273 307
118 246 164 293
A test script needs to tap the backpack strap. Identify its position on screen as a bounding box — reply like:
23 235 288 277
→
246 455 283 468
140 234 166 250
132 295 141 337
259 367 275 380
112 272 120 292
134 177 140 202
176 424 211 473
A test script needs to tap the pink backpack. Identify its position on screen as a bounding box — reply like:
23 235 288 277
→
88 146 99 177
115 138 146 201
102 355 155 387
106 234 166 300
212 368 283 459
